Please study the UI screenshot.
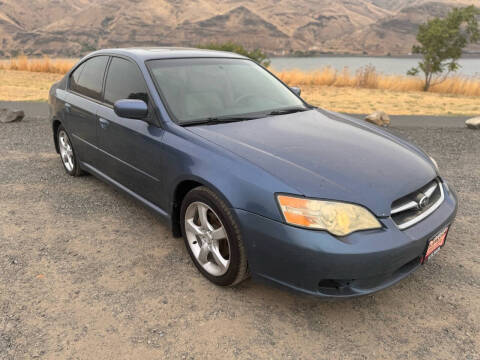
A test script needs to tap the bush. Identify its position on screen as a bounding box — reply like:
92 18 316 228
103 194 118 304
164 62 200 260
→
197 42 270 67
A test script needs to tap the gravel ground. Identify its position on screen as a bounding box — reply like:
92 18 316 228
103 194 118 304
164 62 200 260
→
0 103 479 359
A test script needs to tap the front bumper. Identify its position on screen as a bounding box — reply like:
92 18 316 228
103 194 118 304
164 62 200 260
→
235 181 458 298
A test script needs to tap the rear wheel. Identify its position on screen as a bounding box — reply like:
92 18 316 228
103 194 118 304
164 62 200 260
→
57 125 83 176
181 186 249 286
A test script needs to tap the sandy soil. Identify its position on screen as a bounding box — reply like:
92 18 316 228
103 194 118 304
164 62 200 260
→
0 108 479 359
302 85 480 116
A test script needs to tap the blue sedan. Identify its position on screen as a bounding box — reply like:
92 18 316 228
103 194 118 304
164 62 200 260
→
49 48 457 297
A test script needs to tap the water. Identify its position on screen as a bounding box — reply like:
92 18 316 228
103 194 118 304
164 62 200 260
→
270 56 480 77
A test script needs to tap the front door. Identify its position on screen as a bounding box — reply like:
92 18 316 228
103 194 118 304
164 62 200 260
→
96 57 165 206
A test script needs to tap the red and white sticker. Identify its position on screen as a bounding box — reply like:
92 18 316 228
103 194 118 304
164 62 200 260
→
423 226 449 262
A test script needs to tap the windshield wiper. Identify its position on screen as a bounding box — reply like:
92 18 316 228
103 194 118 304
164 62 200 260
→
180 115 261 126
180 107 311 126
266 107 310 116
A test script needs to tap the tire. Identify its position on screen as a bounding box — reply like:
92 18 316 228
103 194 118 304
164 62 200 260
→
57 125 83 177
180 186 249 286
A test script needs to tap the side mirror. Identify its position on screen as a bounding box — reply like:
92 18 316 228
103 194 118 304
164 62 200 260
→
114 99 148 119
290 86 301 96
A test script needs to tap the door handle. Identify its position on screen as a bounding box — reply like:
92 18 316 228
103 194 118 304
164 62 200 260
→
65 102 71 113
99 118 109 129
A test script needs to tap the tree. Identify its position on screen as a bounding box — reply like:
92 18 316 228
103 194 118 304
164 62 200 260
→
407 6 480 91
198 42 271 67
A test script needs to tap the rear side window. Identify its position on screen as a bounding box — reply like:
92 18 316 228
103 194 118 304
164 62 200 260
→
104 57 148 105
69 56 109 100
70 62 85 90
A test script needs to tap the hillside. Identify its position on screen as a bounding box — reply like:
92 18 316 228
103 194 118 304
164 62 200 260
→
0 0 478 57
323 1 480 55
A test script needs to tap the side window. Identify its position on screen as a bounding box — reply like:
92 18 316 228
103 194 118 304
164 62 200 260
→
104 57 148 106
69 56 108 100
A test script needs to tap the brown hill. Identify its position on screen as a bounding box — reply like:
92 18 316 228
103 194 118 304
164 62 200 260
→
0 0 477 57
323 1 480 55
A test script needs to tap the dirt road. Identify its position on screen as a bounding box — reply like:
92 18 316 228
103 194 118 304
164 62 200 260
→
1 103 479 359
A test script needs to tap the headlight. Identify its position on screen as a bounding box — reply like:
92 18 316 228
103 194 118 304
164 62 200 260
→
277 195 382 236
429 155 439 173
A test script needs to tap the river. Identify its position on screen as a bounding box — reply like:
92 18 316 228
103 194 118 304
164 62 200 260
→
269 56 480 77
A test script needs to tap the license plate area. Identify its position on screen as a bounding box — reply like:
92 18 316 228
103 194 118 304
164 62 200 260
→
423 226 449 263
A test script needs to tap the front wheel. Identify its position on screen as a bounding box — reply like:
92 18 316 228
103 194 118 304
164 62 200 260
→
180 186 249 286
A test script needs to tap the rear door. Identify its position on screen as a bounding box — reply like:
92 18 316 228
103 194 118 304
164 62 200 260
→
96 56 165 205
65 56 109 167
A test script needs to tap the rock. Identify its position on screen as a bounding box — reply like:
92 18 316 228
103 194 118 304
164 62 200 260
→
465 117 480 129
365 111 390 127
0 108 25 123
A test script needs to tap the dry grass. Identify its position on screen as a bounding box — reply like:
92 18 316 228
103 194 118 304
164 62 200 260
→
1 56 479 97
0 56 76 74
274 66 480 97
1 56 479 98
1 65 479 116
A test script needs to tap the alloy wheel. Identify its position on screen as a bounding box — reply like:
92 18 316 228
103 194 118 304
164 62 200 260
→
58 130 75 172
184 201 231 276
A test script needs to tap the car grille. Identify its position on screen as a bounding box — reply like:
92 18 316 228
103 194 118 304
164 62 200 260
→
391 179 444 230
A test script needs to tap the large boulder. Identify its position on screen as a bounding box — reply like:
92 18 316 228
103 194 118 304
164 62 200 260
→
365 111 390 127
465 117 480 129
0 108 25 123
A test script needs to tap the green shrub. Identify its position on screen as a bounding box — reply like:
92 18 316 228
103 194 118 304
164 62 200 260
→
407 6 480 91
197 42 270 67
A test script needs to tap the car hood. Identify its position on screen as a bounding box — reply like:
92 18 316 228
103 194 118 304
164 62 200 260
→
187 109 437 216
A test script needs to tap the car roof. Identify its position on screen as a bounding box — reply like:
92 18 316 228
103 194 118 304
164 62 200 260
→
85 47 248 62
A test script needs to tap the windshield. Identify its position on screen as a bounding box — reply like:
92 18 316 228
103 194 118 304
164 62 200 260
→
147 58 307 124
